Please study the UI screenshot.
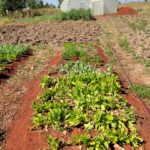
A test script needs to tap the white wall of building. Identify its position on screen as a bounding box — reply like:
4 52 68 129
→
61 0 118 15
92 0 104 15
69 0 91 10
104 0 117 14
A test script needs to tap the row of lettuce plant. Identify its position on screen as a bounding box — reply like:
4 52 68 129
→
0 45 28 67
32 59 143 149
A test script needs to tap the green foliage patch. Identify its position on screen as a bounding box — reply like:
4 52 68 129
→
0 45 28 67
129 19 148 31
132 84 150 99
62 43 102 65
60 9 93 21
32 61 143 149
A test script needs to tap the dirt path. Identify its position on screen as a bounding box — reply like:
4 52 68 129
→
0 46 58 149
5 52 61 150
96 17 150 86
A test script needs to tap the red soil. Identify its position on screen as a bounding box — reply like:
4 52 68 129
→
117 7 137 15
96 46 109 63
123 93 150 150
5 52 61 150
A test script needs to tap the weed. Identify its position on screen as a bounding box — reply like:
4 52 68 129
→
119 38 129 49
129 19 148 32
119 38 150 68
132 84 150 99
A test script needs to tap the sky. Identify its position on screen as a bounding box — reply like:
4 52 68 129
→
43 0 58 6
43 0 144 6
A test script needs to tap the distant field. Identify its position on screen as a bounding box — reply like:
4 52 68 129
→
0 8 61 25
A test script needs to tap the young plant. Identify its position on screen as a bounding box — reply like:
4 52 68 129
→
32 62 143 149
0 45 28 67
47 135 61 149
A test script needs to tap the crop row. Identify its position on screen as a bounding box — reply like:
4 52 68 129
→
0 45 28 68
32 43 143 150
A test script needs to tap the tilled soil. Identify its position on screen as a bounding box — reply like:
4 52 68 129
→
5 53 61 150
118 15 150 61
0 46 56 149
0 21 100 46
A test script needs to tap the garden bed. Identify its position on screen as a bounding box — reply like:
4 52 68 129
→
0 46 32 84
4 44 150 150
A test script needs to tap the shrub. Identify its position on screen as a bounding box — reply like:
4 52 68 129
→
62 42 102 65
60 9 93 21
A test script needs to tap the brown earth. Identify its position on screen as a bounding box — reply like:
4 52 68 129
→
96 17 150 86
5 52 61 150
0 21 100 47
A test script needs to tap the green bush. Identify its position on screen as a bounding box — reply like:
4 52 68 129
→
62 42 102 65
62 42 87 60
60 9 93 21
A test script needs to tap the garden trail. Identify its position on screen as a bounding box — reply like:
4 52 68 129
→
97 17 150 149
97 17 150 86
4 52 61 150
0 46 58 149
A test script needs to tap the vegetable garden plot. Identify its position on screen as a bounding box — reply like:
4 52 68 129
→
0 45 28 68
32 44 143 150
0 45 31 84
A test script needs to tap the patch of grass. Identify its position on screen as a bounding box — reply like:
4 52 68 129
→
62 42 102 65
119 38 129 49
0 10 61 25
129 19 148 32
62 42 86 60
9 8 60 19
132 84 150 99
119 38 150 68
119 38 138 58
0 16 14 25
14 13 61 24
60 9 93 21
0 45 28 67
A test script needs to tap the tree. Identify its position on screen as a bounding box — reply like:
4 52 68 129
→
27 0 45 9
0 0 26 15
58 0 63 7
27 0 37 9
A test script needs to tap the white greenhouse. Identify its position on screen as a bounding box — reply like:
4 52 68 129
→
61 0 118 15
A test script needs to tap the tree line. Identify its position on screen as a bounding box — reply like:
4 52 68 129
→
0 0 59 16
